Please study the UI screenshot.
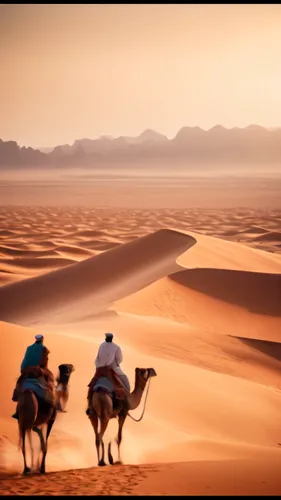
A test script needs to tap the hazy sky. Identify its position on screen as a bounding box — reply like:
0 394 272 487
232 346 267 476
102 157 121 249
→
1 4 281 148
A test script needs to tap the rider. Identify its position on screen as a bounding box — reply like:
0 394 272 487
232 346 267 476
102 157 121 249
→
21 334 49 373
95 333 130 391
86 333 130 415
12 334 52 419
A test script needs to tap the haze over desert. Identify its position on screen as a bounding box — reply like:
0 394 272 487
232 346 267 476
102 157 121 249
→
1 3 281 496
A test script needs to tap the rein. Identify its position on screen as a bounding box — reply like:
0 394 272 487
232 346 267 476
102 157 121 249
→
128 377 152 423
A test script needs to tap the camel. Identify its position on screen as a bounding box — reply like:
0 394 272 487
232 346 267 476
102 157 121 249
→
55 364 75 413
16 365 70 475
87 367 157 466
55 385 68 413
18 389 57 475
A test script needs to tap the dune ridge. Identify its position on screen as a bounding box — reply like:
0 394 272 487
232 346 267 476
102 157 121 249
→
0 229 196 324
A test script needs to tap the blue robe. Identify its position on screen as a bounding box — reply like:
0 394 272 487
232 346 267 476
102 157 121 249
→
20 342 45 372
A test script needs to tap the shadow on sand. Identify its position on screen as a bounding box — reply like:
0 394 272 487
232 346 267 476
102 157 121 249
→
169 268 281 317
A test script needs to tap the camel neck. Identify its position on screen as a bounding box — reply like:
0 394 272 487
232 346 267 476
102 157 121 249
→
128 375 147 411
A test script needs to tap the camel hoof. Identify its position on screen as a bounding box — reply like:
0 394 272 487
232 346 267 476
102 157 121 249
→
23 467 31 475
98 460 106 467
114 461 123 465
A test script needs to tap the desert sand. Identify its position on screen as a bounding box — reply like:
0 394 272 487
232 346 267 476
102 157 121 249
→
0 200 281 495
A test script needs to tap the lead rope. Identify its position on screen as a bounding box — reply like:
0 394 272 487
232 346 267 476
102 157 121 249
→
128 377 152 423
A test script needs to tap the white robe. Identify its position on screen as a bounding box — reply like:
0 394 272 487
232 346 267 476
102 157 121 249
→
95 341 125 377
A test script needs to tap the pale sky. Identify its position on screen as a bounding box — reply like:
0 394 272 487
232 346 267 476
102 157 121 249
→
1 4 281 148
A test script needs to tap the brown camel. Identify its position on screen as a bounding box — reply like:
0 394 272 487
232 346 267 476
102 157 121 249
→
18 389 57 475
16 366 62 475
87 367 157 466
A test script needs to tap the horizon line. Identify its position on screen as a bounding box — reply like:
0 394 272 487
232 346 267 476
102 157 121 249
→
2 123 281 151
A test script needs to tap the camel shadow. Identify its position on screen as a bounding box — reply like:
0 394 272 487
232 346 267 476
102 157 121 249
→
169 267 281 317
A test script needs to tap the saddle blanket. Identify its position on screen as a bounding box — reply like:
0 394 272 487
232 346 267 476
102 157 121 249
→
94 376 114 394
21 377 54 404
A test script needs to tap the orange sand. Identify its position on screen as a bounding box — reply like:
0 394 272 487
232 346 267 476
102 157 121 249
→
0 205 281 495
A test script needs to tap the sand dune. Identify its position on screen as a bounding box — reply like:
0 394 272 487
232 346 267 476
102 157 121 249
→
0 256 75 270
74 229 109 238
0 272 27 286
252 231 281 243
115 274 281 343
170 268 281 316
55 245 94 257
79 239 121 250
0 205 281 495
1 314 281 493
0 229 196 324
239 225 269 235
0 246 56 258
177 229 281 271
0 230 19 238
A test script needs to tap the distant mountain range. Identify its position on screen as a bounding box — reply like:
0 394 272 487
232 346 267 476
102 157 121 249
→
1 126 281 168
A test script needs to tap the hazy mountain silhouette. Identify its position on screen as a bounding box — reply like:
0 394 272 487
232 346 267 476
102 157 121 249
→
1 126 281 168
0 139 48 168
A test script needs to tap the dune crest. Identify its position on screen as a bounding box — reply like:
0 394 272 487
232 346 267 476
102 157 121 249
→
0 229 196 324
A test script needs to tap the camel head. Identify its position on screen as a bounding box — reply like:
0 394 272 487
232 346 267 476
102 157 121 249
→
135 367 157 384
58 363 75 373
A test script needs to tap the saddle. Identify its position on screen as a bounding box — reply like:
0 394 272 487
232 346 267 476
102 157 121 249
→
13 366 55 404
88 366 127 400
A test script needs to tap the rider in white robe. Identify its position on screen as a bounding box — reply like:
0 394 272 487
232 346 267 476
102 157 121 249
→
95 333 130 392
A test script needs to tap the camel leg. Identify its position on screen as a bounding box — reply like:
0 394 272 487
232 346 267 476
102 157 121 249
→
55 390 63 411
100 440 106 467
90 413 101 464
46 417 55 440
33 426 47 474
108 442 114 465
98 418 110 467
27 429 34 471
56 388 68 412
61 390 69 412
39 416 56 473
20 428 31 475
18 390 38 475
115 414 126 465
